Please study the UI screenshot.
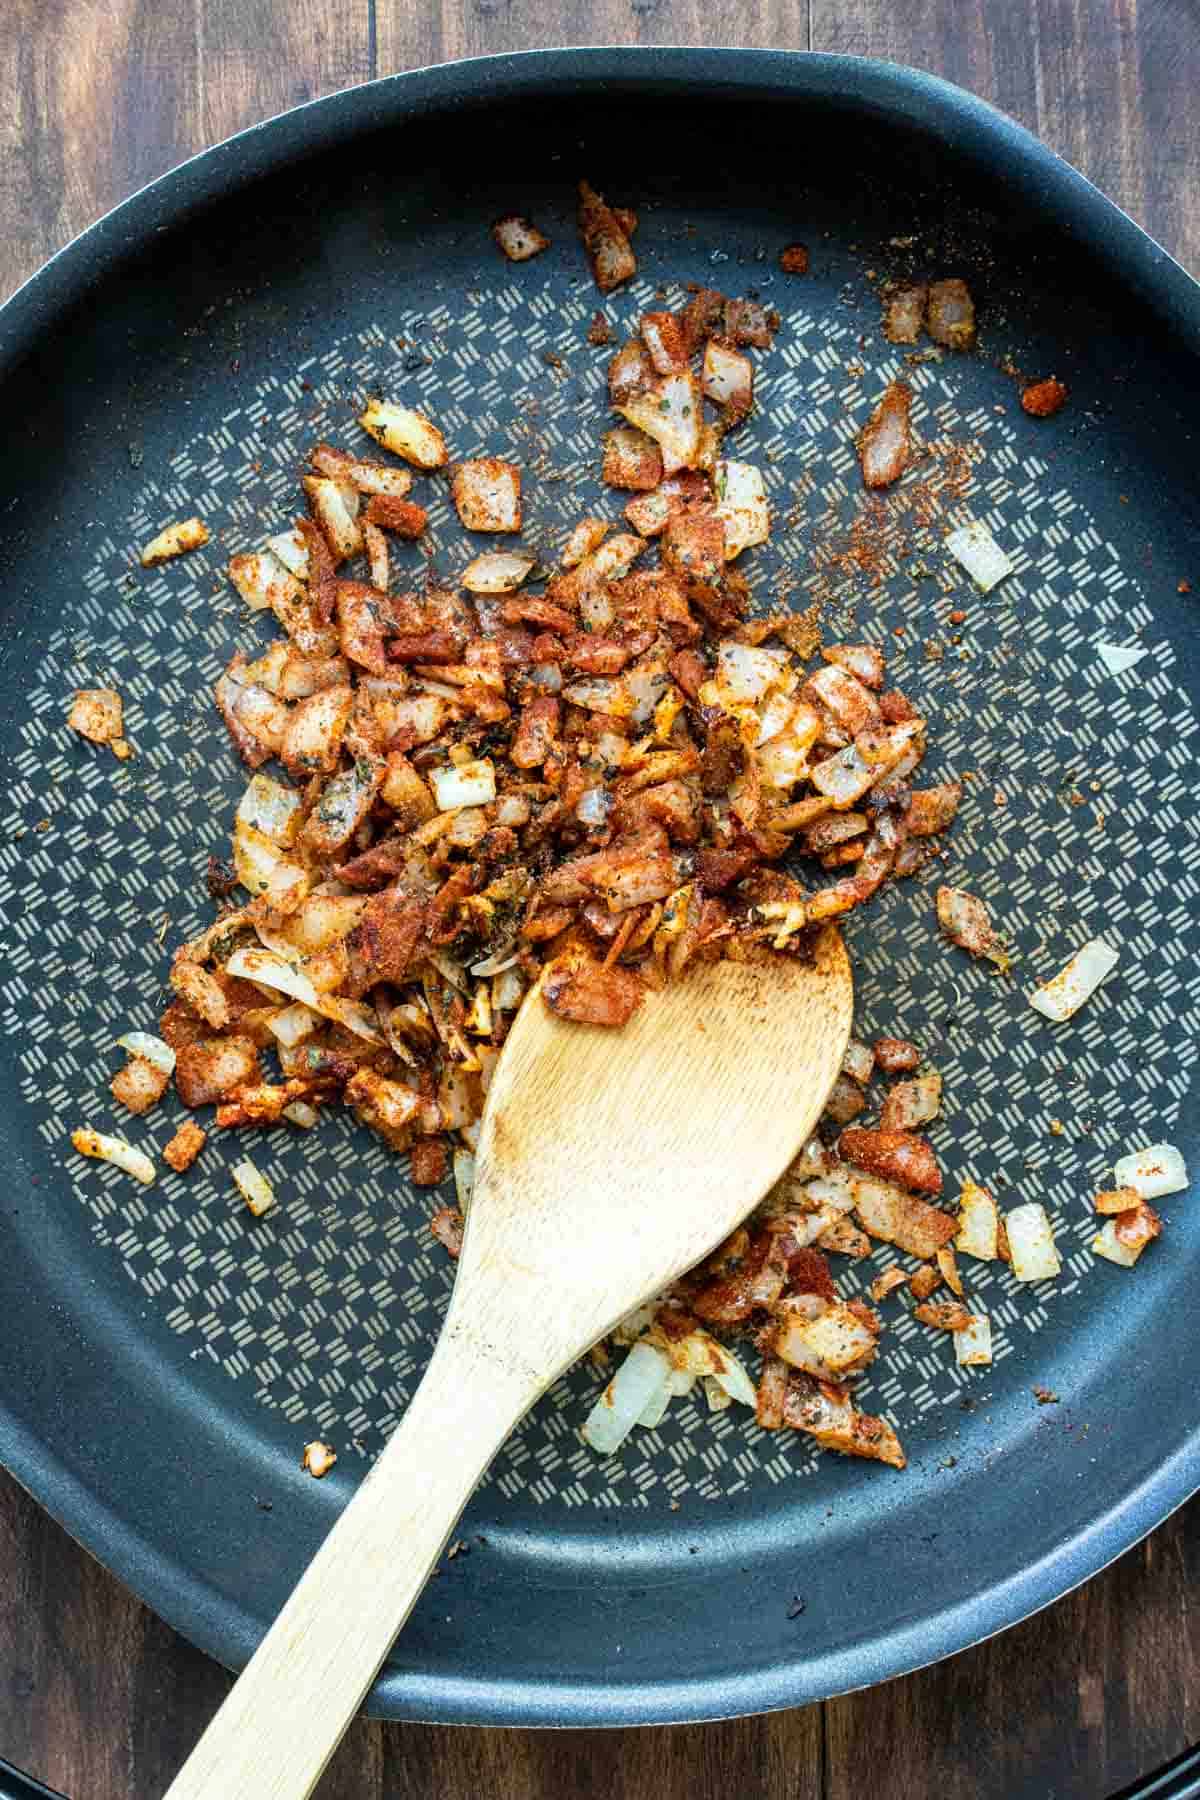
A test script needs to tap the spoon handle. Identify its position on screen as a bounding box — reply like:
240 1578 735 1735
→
163 1326 536 1800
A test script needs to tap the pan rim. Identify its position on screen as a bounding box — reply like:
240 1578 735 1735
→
1 45 1199 1727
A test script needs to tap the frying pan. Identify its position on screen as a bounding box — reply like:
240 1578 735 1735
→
1 48 1198 1733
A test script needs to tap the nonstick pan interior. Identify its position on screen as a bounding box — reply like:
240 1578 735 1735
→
0 51 1198 1724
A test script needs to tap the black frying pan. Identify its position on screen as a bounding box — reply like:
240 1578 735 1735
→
1 49 1198 1731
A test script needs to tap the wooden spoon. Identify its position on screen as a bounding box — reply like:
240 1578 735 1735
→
165 926 853 1799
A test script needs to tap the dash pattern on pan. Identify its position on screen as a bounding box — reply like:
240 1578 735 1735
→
2 276 1195 1507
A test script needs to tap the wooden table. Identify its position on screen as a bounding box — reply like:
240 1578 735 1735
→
2 4 1198 1796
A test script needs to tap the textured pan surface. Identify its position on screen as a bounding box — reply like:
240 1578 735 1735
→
0 50 1198 1725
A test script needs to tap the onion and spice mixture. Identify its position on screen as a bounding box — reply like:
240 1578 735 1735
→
69 182 1185 1475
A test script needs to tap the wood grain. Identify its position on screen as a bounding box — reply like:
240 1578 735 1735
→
810 0 1200 279
1 3 1199 1799
0 0 371 304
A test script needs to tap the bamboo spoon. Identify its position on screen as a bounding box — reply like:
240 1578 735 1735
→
165 926 853 1799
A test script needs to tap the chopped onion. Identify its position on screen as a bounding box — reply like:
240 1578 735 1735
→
453 1148 476 1213
715 640 788 704
232 1157 276 1217
1028 938 1118 1022
1095 641 1148 676
461 552 535 594
955 1315 993 1366
115 1032 175 1076
358 397 447 469
491 967 525 1013
470 942 520 977
268 1008 322 1051
563 676 628 715
582 1340 672 1455
70 1126 155 1186
236 773 302 847
1005 1202 1061 1283
1112 1142 1188 1199
315 995 384 1043
636 1381 676 1430
227 547 296 612
841 1038 874 1085
956 1179 1000 1260
282 1101 319 1129
714 460 770 560
1093 1218 1140 1267
575 785 612 828
430 759 497 810
140 516 209 566
425 948 468 991
702 1374 734 1413
945 519 1013 591
702 1340 757 1408
265 527 309 578
809 744 874 805
755 687 798 747
802 1171 860 1214
578 589 615 630
226 945 320 1008
757 732 812 789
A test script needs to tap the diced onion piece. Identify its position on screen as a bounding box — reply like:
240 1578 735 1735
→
276 894 369 954
70 1126 155 1186
956 1179 1000 1259
714 461 770 560
232 1157 276 1217
493 214 550 262
702 1375 733 1413
810 744 873 806
1092 1218 1140 1266
955 1315 993 1367
637 1381 675 1430
267 1003 319 1048
115 1032 175 1076
1028 938 1118 1022
430 758 497 809
715 640 788 705
461 551 536 594
453 1149 476 1213
232 823 310 913
470 943 520 977
282 1101 319 1129
801 1171 860 1214
1112 1142 1188 1199
359 398 447 469
491 967 525 1013
236 773 303 847
227 548 298 612
841 1038 874 1085
618 372 702 474
945 519 1013 591
226 946 321 1008
315 995 384 1043
265 527 309 578
1096 642 1149 676
1005 1202 1061 1282
701 1339 757 1408
140 516 209 566
582 1340 673 1454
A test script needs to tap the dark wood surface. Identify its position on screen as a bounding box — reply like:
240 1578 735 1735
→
2 4 1198 1796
